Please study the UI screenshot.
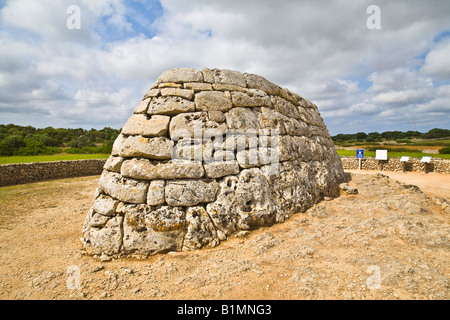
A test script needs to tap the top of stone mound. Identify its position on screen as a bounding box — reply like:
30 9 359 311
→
147 67 316 110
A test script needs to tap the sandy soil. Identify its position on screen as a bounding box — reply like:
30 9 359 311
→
0 171 448 300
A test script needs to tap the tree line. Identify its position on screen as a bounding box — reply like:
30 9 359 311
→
0 124 121 156
332 128 450 143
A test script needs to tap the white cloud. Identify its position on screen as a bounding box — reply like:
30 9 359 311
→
421 39 450 79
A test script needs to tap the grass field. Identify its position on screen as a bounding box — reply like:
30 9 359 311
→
0 153 109 165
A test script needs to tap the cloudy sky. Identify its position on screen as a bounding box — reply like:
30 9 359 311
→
0 0 449 135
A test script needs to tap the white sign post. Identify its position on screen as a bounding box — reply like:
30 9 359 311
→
375 150 388 171
400 156 410 172
421 156 432 173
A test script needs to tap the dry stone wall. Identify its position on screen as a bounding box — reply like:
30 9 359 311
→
0 159 106 187
341 157 450 174
81 68 346 258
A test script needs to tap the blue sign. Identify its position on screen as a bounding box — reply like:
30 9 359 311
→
357 149 364 159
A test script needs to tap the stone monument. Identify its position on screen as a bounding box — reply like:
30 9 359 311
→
81 68 345 258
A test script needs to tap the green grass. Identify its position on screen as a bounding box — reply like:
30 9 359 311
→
336 149 450 159
0 153 109 165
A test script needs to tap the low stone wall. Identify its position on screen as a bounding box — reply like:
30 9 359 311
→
340 157 450 174
0 159 107 187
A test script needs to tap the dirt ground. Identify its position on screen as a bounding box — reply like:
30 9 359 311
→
0 170 448 300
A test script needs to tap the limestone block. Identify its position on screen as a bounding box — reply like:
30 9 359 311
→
121 158 205 180
119 135 173 160
134 97 151 114
121 114 170 137
291 136 313 162
123 205 186 255
204 161 240 178
160 88 194 100
148 96 195 116
147 180 166 206
172 138 213 163
111 134 127 157
202 68 247 87
195 91 232 112
158 83 183 89
225 107 260 132
169 112 227 140
236 149 260 169
165 180 219 206
93 195 119 217
271 96 302 120
98 171 149 204
103 155 124 173
156 68 203 84
206 201 237 240
183 206 220 250
258 107 289 135
81 212 123 255
212 150 235 162
244 73 280 95
143 89 160 100
208 110 226 123
184 82 213 91
88 212 111 228
210 169 277 231
231 89 271 108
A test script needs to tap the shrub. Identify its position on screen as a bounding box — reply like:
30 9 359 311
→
439 146 450 154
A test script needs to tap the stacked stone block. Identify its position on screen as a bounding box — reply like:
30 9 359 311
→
81 68 346 257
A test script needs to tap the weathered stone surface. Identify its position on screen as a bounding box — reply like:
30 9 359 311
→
121 114 170 137
172 138 213 163
271 95 302 120
82 67 345 258
92 195 119 217
184 82 213 91
121 158 205 180
204 161 240 178
103 156 124 173
160 88 194 100
82 213 123 255
143 89 160 100
195 91 232 112
119 135 173 160
183 206 220 250
244 73 280 95
134 97 151 114
231 89 271 108
156 68 203 84
148 96 195 116
98 171 149 204
111 134 127 157
202 68 247 87
165 180 219 206
225 107 260 132
208 110 226 123
169 112 227 139
147 180 166 206
123 205 186 255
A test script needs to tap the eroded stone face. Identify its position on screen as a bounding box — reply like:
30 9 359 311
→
81 67 345 258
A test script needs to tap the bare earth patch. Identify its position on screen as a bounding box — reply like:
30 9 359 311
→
0 171 448 300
